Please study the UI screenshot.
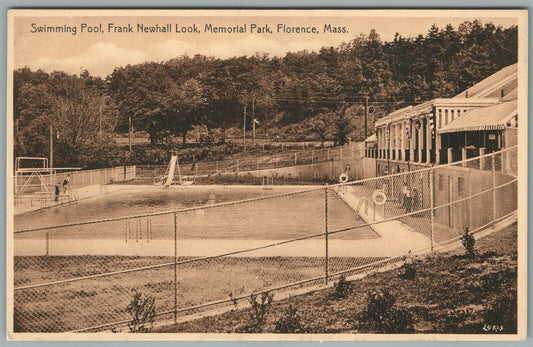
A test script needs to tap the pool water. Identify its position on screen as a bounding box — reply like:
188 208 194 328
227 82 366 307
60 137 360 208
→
14 185 378 241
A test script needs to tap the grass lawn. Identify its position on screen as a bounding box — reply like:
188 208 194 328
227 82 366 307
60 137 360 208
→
155 222 518 334
13 255 383 332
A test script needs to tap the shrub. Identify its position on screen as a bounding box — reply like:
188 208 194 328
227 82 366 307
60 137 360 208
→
440 307 478 333
357 289 414 333
125 289 156 333
483 289 517 333
238 292 274 333
332 274 354 299
399 260 417 280
460 227 477 258
274 304 307 333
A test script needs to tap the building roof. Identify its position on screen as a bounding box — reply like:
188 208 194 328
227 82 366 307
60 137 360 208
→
364 133 377 143
438 100 518 134
453 63 518 99
374 102 432 127
375 63 518 128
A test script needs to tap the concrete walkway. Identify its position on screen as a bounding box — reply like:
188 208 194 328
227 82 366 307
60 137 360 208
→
335 186 430 255
14 237 426 258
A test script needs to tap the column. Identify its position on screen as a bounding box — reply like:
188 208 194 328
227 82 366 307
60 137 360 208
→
426 116 431 164
400 121 405 161
417 119 423 163
479 147 486 170
447 148 453 164
387 126 391 159
378 128 383 159
396 123 401 160
462 147 467 167
391 125 394 160
435 134 442 164
409 119 414 162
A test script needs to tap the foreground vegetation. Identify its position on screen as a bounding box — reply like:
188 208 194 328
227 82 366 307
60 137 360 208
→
156 222 517 334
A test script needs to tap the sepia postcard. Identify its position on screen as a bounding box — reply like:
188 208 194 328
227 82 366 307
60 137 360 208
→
6 9 528 341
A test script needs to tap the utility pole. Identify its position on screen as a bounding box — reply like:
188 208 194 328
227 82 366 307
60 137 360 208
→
264 113 268 146
99 100 103 137
128 117 132 153
252 97 256 145
363 93 369 140
49 125 53 188
243 105 247 150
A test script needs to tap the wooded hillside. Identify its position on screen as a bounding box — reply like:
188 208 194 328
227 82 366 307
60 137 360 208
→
14 21 517 168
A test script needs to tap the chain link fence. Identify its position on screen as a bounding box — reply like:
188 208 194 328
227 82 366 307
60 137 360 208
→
14 166 136 208
12 147 517 333
136 143 365 183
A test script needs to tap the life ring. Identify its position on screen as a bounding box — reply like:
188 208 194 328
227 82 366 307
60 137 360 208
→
372 189 387 205
338 173 349 183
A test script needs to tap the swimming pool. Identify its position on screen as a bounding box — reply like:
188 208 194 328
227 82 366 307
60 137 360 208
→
14 185 378 256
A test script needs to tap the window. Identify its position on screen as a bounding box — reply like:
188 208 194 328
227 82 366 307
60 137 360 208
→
445 109 449 125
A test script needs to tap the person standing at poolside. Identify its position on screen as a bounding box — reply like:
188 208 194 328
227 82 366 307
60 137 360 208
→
54 185 60 201
62 174 70 193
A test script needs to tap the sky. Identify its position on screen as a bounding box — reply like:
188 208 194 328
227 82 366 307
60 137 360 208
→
10 10 521 78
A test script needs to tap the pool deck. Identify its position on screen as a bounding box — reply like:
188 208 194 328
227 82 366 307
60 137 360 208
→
334 185 430 256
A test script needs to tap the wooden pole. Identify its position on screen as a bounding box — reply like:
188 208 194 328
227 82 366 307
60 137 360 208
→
243 106 247 150
252 98 256 145
128 117 132 153
325 184 329 285
429 169 435 251
174 212 178 324
49 125 53 189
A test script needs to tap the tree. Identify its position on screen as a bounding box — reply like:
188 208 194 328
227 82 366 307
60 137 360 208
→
108 62 174 145
333 104 355 146
164 78 206 145
51 76 117 167
306 112 334 147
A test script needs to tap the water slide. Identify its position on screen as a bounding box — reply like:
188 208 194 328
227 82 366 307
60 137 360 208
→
164 155 178 187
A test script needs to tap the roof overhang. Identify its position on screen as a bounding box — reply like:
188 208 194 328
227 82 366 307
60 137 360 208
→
438 100 518 134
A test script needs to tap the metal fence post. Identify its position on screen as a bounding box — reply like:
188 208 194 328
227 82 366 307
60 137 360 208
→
429 169 435 252
45 232 49 256
174 212 178 324
492 154 497 226
325 184 329 285
448 176 453 227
